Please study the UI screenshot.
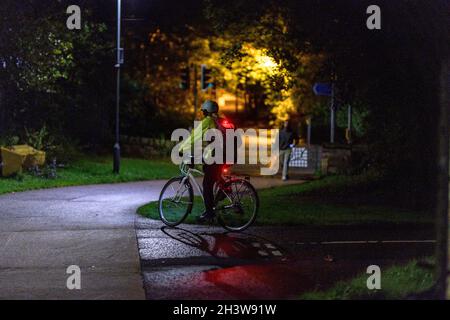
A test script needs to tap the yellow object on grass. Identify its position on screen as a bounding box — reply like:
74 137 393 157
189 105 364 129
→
0 145 46 177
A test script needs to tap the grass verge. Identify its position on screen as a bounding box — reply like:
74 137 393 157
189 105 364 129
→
137 174 433 227
300 259 435 299
0 157 179 195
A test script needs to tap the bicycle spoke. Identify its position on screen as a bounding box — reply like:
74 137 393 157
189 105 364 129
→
159 177 193 226
217 180 258 231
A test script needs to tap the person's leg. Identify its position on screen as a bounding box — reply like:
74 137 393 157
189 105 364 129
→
282 149 291 180
279 150 285 178
202 164 216 217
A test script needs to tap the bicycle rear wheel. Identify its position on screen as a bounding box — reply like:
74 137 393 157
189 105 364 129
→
159 176 193 227
215 179 259 232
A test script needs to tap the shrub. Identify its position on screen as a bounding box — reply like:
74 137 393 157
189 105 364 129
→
24 126 81 164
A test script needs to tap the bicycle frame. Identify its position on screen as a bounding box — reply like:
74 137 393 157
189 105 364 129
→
179 162 205 202
177 161 241 208
160 162 258 231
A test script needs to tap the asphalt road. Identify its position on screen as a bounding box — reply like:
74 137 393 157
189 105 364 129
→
136 220 434 299
0 177 301 299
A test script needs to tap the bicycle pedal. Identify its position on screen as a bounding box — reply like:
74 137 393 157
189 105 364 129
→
196 215 216 224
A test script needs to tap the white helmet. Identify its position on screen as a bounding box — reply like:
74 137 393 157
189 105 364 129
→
201 100 219 114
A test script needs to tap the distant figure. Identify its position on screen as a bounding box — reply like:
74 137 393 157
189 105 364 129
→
279 120 297 181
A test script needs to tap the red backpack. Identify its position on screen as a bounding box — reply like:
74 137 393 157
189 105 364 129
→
214 117 241 164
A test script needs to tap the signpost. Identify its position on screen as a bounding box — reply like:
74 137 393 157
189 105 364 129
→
346 104 352 144
313 83 332 96
313 82 335 143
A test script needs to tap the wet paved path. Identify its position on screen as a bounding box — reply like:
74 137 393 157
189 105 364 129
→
136 220 434 299
0 177 300 299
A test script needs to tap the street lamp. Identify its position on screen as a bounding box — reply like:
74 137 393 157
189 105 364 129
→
113 0 123 174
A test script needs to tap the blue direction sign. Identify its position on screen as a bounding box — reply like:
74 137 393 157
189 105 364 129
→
313 82 332 96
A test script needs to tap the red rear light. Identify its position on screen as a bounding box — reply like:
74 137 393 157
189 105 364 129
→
222 166 229 174
220 118 234 129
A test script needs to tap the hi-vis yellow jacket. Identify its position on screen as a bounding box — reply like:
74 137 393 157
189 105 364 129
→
180 115 217 161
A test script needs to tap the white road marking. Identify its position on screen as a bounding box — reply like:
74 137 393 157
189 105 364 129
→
295 239 436 245
321 240 367 244
380 239 436 244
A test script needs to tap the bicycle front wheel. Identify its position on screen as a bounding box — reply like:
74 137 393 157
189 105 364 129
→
215 179 259 232
159 176 193 227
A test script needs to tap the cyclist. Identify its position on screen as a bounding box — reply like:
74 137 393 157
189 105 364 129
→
180 100 223 223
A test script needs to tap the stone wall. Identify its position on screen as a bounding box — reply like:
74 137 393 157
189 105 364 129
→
320 145 353 174
120 135 175 158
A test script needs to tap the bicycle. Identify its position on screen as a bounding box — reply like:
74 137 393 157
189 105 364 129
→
158 160 259 232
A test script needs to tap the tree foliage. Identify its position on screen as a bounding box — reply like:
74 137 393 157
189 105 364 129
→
0 0 114 146
204 0 449 206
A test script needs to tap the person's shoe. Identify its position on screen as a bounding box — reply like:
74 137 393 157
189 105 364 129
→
196 211 215 224
282 176 288 181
